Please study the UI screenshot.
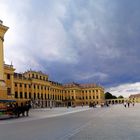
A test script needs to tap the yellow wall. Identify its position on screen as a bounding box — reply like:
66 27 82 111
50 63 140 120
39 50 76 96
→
3 69 105 107
0 23 8 99
0 22 105 106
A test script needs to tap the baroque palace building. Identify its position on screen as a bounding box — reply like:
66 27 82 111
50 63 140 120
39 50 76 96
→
0 21 105 107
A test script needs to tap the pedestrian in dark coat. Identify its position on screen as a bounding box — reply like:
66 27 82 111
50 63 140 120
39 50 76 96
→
25 103 31 116
20 103 25 117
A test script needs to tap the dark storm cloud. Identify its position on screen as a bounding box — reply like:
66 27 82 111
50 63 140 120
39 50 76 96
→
65 0 140 86
1 0 140 95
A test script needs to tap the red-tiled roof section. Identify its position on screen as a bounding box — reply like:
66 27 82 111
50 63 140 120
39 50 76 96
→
80 83 97 88
63 82 99 88
63 82 80 88
129 93 140 98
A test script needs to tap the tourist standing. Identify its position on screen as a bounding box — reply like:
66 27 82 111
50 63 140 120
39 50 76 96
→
127 101 130 108
124 101 127 108
25 102 31 116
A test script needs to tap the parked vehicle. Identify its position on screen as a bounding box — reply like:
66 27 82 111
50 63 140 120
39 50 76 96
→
0 99 16 119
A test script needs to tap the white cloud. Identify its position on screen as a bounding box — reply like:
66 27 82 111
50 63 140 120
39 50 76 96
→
1 0 78 72
106 82 140 98
1 0 140 86
0 1 32 70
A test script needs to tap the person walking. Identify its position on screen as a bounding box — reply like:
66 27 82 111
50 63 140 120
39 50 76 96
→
124 101 127 108
127 101 130 108
20 103 25 117
25 102 31 116
132 102 135 107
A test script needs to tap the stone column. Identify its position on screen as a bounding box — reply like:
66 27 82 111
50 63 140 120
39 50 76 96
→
0 21 9 99
17 83 20 98
11 73 14 98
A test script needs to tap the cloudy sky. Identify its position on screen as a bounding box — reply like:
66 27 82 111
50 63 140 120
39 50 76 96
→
1 0 140 97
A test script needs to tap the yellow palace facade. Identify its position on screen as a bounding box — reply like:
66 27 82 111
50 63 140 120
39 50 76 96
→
0 21 105 107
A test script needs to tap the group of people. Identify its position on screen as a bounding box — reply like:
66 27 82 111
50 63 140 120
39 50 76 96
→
123 101 135 108
7 102 31 117
89 102 97 108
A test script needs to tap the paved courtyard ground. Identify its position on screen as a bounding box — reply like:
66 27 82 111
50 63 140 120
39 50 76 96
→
0 106 91 124
0 104 140 140
69 104 140 140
